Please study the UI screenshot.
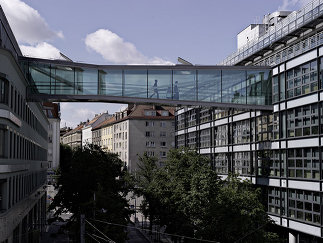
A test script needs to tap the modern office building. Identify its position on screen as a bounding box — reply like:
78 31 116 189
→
175 2 323 242
1 0 323 241
0 6 48 243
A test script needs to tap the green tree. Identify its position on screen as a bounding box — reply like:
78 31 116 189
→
131 153 161 233
50 144 131 242
203 176 276 243
133 148 281 243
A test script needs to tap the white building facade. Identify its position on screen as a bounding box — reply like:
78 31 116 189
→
177 2 323 242
0 7 48 242
113 105 175 172
82 113 112 147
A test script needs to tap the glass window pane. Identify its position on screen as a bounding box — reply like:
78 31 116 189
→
280 73 285 100
148 70 172 100
124 70 147 98
197 70 221 102
29 63 51 94
75 68 98 95
51 65 75 95
173 70 196 101
223 70 246 104
99 70 122 96
247 70 270 105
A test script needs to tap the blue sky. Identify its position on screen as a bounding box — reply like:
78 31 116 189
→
0 0 312 127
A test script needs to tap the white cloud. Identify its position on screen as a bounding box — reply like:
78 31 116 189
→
0 0 63 44
61 108 96 128
85 29 173 65
278 0 312 10
20 42 62 59
60 102 124 129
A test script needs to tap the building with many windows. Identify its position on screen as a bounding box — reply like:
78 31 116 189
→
0 7 48 242
91 105 175 172
61 122 85 149
81 112 112 147
175 3 323 242
42 102 60 170
92 116 116 153
113 105 175 172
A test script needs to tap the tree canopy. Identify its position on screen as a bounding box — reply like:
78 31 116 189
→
131 148 281 243
50 144 131 242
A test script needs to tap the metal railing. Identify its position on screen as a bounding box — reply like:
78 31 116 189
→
254 30 323 66
220 0 323 65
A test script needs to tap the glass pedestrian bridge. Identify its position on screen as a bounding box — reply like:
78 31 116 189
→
19 57 273 110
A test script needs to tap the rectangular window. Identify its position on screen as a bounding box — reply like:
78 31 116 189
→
0 79 9 105
161 111 169 116
145 121 154 127
287 60 318 99
145 131 154 137
160 131 166 137
287 104 318 138
146 141 155 147
160 151 167 158
0 126 7 158
144 110 156 116
145 151 155 157
160 141 166 147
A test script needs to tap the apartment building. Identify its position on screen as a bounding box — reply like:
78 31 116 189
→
91 105 174 172
42 102 60 170
61 122 84 149
81 112 112 147
113 105 175 172
92 116 115 153
175 3 323 242
0 7 48 242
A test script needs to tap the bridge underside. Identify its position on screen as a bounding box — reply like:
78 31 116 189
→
27 93 273 111
20 57 273 111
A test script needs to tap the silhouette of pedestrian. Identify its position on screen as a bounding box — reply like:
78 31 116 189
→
150 79 159 98
173 81 179 100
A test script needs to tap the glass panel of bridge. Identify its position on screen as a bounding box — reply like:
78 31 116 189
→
197 70 221 102
124 70 147 98
75 68 98 95
29 63 51 94
51 65 75 95
173 70 196 101
98 70 122 96
246 70 271 105
222 70 246 104
148 70 172 100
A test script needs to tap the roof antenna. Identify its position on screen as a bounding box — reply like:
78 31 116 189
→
177 57 193 65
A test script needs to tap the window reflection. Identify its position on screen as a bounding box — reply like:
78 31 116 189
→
124 70 147 98
99 70 122 96
173 70 196 101
247 70 271 105
75 68 97 95
51 65 74 95
148 70 172 100
198 70 221 102
222 70 246 104
29 63 51 94
23 60 272 106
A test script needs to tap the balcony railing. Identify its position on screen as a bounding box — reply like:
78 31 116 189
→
220 0 323 66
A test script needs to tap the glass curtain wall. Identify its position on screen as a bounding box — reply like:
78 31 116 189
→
23 60 272 106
